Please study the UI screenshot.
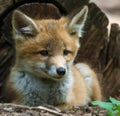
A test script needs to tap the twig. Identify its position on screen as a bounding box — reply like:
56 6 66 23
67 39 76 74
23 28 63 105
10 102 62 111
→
0 103 67 116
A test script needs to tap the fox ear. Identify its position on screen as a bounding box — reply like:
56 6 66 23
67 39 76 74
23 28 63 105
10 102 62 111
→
12 10 39 39
68 6 88 37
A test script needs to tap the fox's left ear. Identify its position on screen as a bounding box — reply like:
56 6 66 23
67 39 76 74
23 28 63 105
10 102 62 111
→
68 6 88 37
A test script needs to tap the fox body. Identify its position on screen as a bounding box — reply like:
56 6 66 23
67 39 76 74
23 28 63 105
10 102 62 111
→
4 6 101 109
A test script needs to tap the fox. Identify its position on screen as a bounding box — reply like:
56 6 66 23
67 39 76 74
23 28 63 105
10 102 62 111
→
3 6 102 110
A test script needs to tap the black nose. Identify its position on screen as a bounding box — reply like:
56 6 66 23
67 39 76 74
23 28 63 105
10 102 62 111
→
56 67 66 76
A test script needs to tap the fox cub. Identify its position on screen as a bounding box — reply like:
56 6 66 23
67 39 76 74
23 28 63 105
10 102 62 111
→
3 6 101 110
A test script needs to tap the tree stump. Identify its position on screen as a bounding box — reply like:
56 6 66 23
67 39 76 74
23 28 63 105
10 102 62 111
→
102 24 120 99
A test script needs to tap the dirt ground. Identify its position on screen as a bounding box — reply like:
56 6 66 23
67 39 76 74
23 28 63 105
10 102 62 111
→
0 103 107 116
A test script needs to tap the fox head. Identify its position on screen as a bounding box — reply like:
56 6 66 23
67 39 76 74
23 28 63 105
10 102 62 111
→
12 6 88 80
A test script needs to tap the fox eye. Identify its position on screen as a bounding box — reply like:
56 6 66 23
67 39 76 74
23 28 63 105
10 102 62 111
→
63 50 70 56
70 31 77 36
39 50 48 56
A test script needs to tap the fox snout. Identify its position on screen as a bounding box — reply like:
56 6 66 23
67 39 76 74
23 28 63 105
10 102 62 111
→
36 55 69 79
47 55 68 78
40 64 67 79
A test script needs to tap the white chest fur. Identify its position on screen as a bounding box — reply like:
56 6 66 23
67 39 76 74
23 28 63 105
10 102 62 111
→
11 71 73 106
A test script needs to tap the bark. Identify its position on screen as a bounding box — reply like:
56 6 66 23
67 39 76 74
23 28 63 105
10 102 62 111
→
102 24 120 99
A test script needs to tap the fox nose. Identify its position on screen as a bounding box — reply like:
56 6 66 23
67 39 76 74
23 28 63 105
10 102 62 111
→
56 67 66 76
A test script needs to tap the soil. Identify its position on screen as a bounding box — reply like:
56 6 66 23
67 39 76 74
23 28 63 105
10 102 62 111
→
0 103 107 116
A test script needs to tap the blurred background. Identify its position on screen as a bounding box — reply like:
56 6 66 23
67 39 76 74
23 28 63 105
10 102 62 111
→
92 0 120 25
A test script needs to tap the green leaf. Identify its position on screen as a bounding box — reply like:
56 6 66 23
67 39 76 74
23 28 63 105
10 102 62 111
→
92 101 114 110
109 97 120 105
106 111 114 116
116 105 120 115
106 111 116 116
